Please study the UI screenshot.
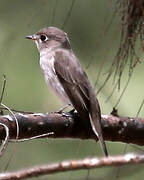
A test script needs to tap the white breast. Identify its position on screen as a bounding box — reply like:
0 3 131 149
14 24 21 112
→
39 49 70 104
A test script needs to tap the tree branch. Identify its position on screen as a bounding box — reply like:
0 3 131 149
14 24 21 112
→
0 112 144 145
0 153 143 180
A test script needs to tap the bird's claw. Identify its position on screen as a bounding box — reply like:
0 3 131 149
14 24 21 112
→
55 103 71 114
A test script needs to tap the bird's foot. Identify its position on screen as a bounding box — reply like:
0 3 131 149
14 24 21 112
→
56 103 72 114
69 108 75 114
61 108 75 118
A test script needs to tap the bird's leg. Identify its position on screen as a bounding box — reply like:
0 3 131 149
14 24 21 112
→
56 103 72 113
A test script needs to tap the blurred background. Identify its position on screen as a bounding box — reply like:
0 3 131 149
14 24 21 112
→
0 0 144 179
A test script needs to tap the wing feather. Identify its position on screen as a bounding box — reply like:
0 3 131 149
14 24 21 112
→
54 49 108 156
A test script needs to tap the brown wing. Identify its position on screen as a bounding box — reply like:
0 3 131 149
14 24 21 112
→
54 49 108 156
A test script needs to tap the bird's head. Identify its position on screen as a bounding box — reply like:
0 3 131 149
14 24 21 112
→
26 27 71 52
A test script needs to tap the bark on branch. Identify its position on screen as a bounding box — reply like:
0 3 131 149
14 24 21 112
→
0 112 144 145
0 153 143 180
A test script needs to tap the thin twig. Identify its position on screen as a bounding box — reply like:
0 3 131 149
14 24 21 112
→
61 0 76 28
9 132 54 143
105 81 118 103
0 123 9 157
1 104 19 172
136 99 144 117
0 76 19 140
1 103 19 141
0 75 6 104
0 76 10 157
51 0 58 25
0 107 34 114
114 73 132 108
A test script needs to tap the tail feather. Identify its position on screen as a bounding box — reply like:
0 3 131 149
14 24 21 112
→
89 86 108 157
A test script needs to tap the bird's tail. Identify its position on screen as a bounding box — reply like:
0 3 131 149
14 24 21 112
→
89 86 108 157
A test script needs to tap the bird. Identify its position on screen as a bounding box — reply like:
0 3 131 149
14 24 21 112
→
26 27 108 156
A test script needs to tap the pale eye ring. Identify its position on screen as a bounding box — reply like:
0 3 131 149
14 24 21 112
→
40 34 48 42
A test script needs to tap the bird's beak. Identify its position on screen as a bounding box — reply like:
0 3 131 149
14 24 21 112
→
25 35 36 40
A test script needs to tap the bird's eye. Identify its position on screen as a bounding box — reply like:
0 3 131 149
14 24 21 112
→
40 35 48 42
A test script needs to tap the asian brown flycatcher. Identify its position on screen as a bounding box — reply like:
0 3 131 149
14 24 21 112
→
26 27 108 156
